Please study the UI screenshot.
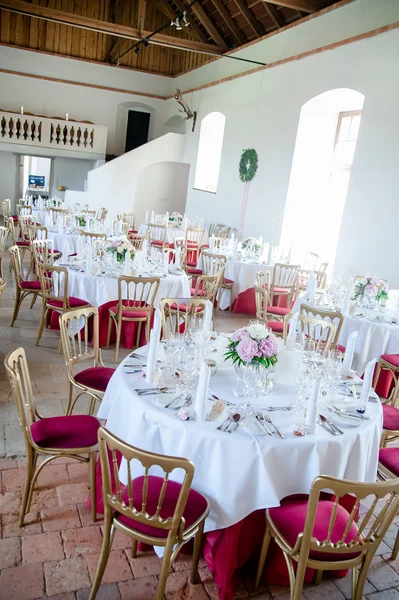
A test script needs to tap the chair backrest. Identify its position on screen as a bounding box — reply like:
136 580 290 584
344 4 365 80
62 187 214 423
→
300 303 343 348
297 269 327 292
60 306 101 369
50 208 68 226
98 426 199 538
254 285 269 323
160 298 211 338
120 221 129 236
96 207 108 221
28 225 48 246
116 276 160 315
0 225 8 254
186 227 204 246
318 261 329 273
0 277 6 300
283 312 336 354
19 215 37 240
32 239 56 267
174 237 187 268
218 227 231 239
128 232 148 251
149 223 167 242
82 209 96 216
9 245 25 284
5 347 39 441
201 251 227 277
303 251 319 270
2 199 11 219
37 262 69 308
192 274 221 303
19 205 32 216
272 263 300 289
78 230 107 240
7 217 17 244
256 270 271 289
294 475 399 563
117 212 135 228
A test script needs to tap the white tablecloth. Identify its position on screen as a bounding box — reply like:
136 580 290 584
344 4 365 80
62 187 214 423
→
32 209 48 225
47 231 80 255
339 314 399 374
139 223 209 246
98 340 382 533
66 268 191 309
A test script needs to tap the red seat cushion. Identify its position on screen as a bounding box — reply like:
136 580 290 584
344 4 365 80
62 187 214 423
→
273 287 290 294
224 278 234 285
118 476 208 538
187 242 199 248
190 287 207 297
150 240 168 246
170 303 204 313
186 268 202 275
109 300 149 319
16 241 30 247
12 215 19 221
381 354 399 368
337 344 346 353
382 404 399 431
20 280 41 290
267 321 285 333
74 367 115 392
379 447 399 476
268 495 361 561
267 305 290 316
31 414 100 449
48 297 90 309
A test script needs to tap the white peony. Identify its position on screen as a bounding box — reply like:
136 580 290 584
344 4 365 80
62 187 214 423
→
360 277 369 286
246 323 268 340
117 246 124 254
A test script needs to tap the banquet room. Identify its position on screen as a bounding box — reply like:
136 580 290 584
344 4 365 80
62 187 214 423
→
2 0 399 599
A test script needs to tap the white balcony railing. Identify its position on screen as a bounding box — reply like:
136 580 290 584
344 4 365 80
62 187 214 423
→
0 111 107 156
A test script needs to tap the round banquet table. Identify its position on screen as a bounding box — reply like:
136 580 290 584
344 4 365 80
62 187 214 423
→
95 345 382 598
138 223 209 246
32 208 48 224
47 231 80 255
50 267 191 348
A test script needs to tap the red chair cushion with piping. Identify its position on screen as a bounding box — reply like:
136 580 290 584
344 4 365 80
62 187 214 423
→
190 288 207 297
267 305 290 316
268 496 361 561
150 240 168 247
109 300 150 319
31 414 100 449
186 268 202 275
12 215 19 221
118 475 208 538
382 404 399 431
379 447 399 476
48 297 90 309
224 278 234 285
273 287 289 294
20 280 41 290
16 241 30 247
187 242 199 249
381 354 399 368
337 344 346 353
74 367 115 392
170 303 204 313
267 321 285 333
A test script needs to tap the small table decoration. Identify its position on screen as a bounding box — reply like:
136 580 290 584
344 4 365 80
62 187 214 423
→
352 276 388 309
225 323 278 369
106 240 135 264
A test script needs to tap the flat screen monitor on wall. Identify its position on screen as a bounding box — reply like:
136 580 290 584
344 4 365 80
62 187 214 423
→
28 175 45 187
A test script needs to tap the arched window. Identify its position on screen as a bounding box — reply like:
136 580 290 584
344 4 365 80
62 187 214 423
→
194 112 226 193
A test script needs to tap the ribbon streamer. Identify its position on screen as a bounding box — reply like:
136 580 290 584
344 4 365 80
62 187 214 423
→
238 181 249 240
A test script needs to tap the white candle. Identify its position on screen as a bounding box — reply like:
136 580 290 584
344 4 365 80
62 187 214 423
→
20 106 23 115
65 113 69 121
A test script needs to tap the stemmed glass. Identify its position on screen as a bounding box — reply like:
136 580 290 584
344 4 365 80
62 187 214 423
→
233 376 250 413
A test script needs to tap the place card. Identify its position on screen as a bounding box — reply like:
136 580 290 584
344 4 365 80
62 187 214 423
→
208 400 226 421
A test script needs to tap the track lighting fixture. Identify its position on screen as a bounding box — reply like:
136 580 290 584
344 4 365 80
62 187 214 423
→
171 17 182 30
182 11 190 26
134 46 141 54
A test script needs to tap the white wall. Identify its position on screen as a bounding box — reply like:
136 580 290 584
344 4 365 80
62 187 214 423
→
134 162 190 225
0 46 169 156
50 157 95 198
0 151 18 212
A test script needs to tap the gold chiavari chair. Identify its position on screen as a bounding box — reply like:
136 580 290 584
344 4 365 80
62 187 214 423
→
255 475 399 600
9 245 41 326
128 231 148 251
96 207 108 221
2 198 18 225
88 427 209 600
282 312 336 355
117 212 135 230
186 227 205 266
218 227 231 239
0 276 6 300
50 207 69 226
78 230 107 240
319 261 329 273
28 226 61 276
60 307 116 416
107 276 160 363
8 217 31 264
17 204 33 216
303 251 319 270
159 298 210 338
36 262 90 348
82 209 96 216
208 222 223 237
201 251 234 312
0 224 8 278
120 221 129 236
149 223 168 250
299 303 343 350
378 448 399 558
372 360 399 448
4 346 100 526
297 269 327 292
264 263 300 320
254 285 284 337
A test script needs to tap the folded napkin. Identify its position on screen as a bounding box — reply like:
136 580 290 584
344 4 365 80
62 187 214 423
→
209 235 215 252
203 300 213 332
305 376 321 434
285 312 299 348
175 246 181 268
146 312 161 384
163 251 169 276
62 238 69 261
86 244 93 273
342 288 351 315
194 361 211 421
360 358 377 406
342 331 358 376
142 239 148 256
232 240 238 261
306 272 317 305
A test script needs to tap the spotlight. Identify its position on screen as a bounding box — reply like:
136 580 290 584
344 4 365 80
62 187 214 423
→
171 17 182 30
134 47 141 55
117 58 120 66
143 39 149 47
182 11 190 26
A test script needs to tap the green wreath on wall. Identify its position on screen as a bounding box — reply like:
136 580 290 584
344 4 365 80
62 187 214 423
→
239 148 258 183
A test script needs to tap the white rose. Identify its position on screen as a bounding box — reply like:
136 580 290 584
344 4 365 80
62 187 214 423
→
246 324 268 340
117 246 124 254
360 277 368 286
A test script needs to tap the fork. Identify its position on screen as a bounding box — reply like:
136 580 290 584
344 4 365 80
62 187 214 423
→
262 414 285 439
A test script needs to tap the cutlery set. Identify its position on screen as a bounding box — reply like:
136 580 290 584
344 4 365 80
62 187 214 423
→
318 414 343 435
217 413 241 433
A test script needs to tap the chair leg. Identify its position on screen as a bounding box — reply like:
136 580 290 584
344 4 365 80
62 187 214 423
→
114 318 122 363
30 293 38 309
11 288 22 327
156 535 175 600
291 553 307 600
314 570 323 585
89 451 97 522
353 553 374 600
229 284 234 312
373 361 382 389
88 511 114 600
392 529 399 560
36 305 48 346
352 566 359 599
191 520 205 584
106 316 112 349
19 447 36 527
255 522 271 589
131 538 138 558
66 382 74 416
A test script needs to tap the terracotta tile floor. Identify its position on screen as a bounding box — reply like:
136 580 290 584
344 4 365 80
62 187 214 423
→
1 248 399 599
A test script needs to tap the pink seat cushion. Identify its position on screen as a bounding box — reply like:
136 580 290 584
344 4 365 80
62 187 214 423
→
381 354 399 368
267 321 285 333
118 475 208 538
74 367 115 392
109 301 150 319
170 303 203 313
337 344 346 353
151 240 167 246
379 447 399 476
224 278 234 285
268 496 361 561
273 287 289 294
186 268 202 275
48 297 90 309
267 305 290 316
20 280 41 290
16 241 30 247
382 404 399 431
187 242 199 248
190 287 207 297
31 414 100 449
12 215 19 221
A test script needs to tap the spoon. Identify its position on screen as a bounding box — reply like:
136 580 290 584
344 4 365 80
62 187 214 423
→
226 413 241 433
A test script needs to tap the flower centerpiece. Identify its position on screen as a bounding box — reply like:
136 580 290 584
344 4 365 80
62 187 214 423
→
76 215 86 228
225 323 278 369
352 276 389 304
169 212 183 226
106 240 135 264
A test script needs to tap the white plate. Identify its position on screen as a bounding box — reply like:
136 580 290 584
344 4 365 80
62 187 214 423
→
329 414 362 428
153 393 186 409
240 417 269 436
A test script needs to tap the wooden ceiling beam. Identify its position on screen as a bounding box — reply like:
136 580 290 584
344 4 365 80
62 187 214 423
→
261 0 323 12
137 0 147 29
173 0 211 43
0 0 227 55
262 1 284 27
187 0 229 48
234 0 264 36
209 0 246 44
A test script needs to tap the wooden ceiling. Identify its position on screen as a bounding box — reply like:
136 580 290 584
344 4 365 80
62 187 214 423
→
0 0 342 77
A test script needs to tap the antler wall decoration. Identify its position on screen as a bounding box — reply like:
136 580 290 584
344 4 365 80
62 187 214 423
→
174 89 197 132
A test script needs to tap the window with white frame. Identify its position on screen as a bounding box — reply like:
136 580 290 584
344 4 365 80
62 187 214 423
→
194 112 226 193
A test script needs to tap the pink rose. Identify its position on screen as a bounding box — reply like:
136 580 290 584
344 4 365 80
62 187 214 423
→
382 282 389 293
231 329 250 343
365 284 378 297
236 339 258 362
259 336 278 358
369 277 379 286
